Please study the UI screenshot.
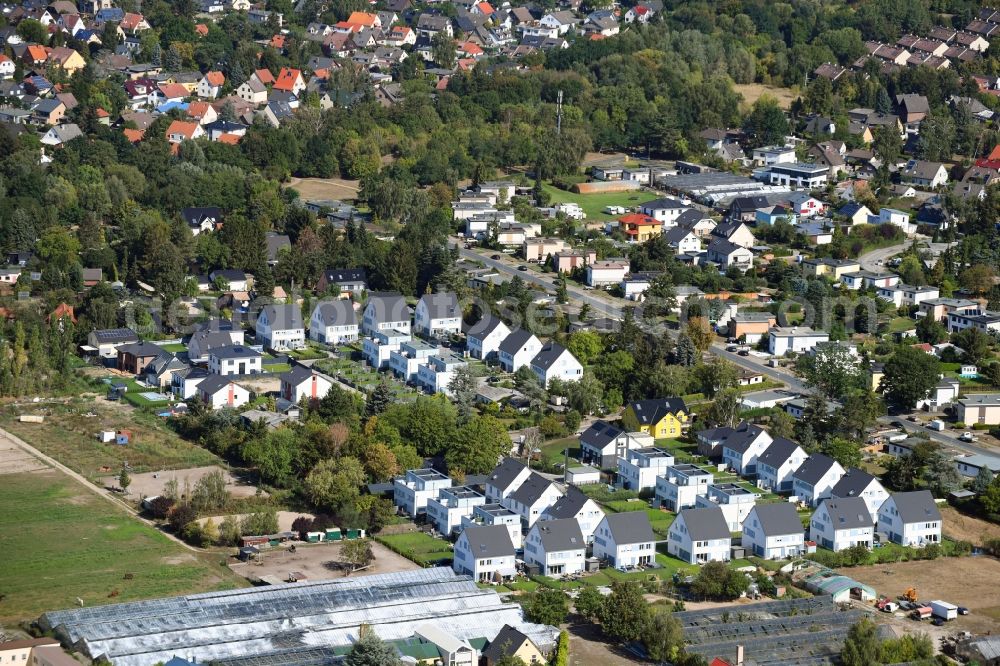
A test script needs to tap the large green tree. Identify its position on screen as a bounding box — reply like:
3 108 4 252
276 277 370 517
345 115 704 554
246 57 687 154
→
880 346 940 410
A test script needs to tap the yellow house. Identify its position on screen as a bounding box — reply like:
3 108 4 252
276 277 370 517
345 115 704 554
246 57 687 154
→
483 625 547 666
47 47 86 75
870 362 884 392
620 213 662 243
624 397 690 438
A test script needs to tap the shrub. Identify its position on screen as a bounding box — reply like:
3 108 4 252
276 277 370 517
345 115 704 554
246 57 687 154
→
147 495 175 519
553 630 569 666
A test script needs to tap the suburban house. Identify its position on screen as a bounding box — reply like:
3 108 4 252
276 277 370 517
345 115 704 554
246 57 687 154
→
579 420 651 469
792 454 846 506
530 342 583 387
830 468 889 524
414 292 462 337
810 497 874 551
116 341 162 375
208 345 262 376
655 464 713 511
706 238 754 272
623 397 690 438
727 312 776 343
711 421 774 476
280 365 333 404
256 304 305 351
619 213 663 243
876 284 940 308
462 503 523 549
315 268 367 296
416 353 468 396
497 329 542 372
586 260 630 287
485 458 531 503
901 159 949 188
389 339 437 383
592 512 656 570
664 227 702 255
768 326 830 356
640 198 690 227
197 375 251 410
947 310 1000 334
452 524 516 583
954 454 1000 478
362 292 411 337
501 472 563 528
524 518 586 577
955 393 1000 425
144 353 188 389
426 485 486 536
87 328 139 359
755 437 808 492
481 626 546 666
667 506 732 564
694 483 759 532
540 487 606 543
393 468 452 517
877 490 942 547
309 300 359 345
741 503 805 560
616 447 675 492
187 329 242 363
466 316 511 360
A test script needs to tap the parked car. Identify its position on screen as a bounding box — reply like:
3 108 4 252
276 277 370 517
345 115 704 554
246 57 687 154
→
932 618 945 626
517 265 528 271
959 432 976 442
958 607 970 615
491 254 501 260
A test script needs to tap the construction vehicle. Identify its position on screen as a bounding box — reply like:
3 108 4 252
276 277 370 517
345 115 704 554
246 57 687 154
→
902 587 918 603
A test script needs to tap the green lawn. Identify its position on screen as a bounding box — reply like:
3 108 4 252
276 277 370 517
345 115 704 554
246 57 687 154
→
0 470 244 623
886 316 916 333
538 437 579 468
159 343 187 353
376 531 454 567
541 183 658 221
120 380 172 408
264 363 292 374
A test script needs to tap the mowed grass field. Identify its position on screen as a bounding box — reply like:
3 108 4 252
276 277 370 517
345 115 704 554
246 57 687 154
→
0 470 244 623
541 183 658 221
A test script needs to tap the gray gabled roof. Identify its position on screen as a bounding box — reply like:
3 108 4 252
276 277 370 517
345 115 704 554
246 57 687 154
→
602 511 654 545
531 518 584 552
819 497 871 530
460 524 513 559
482 625 535 662
280 364 319 386
466 314 507 340
830 468 881 499
756 437 803 469
419 291 460 319
750 502 803 536
715 421 767 455
365 292 409 323
261 304 303 330
676 506 730 541
888 490 941 524
507 472 557 507
210 345 260 360
543 487 595 520
313 300 356 327
197 374 243 396
644 197 688 211
530 342 571 371
793 453 841 485
118 341 164 357
580 420 624 447
265 232 291 262
498 328 537 355
664 226 697 244
487 458 527 494
628 398 688 426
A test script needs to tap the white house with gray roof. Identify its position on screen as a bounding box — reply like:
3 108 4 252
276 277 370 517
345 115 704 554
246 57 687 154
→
461 503 523 548
393 468 452 517
755 437 807 492
466 315 510 360
362 292 411 337
667 506 732 564
416 353 469 396
497 329 542 373
540 487 605 543
830 468 888 524
712 421 773 476
414 291 462 337
695 483 759 532
453 524 516 582
524 518 586 577
877 490 942 547
530 342 582 387
810 497 874 551
617 447 675 492
485 458 531 503
256 303 305 351
792 454 845 506
427 486 486 536
501 472 563 528
208 345 262 376
580 420 652 469
954 453 1000 477
593 512 656 570
742 503 805 559
309 300 358 345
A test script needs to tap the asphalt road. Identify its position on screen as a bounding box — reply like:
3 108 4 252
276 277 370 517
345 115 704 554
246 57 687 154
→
877 416 999 458
857 242 909 273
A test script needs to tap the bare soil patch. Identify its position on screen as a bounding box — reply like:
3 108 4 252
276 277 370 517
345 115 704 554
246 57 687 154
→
100 465 265 500
939 506 1000 545
197 510 314 533
565 621 639 666
286 177 361 202
734 83 798 110
230 540 419 584
0 437 47 475
845 557 1000 634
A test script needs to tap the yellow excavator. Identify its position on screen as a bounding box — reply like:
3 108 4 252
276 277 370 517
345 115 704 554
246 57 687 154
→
902 587 918 603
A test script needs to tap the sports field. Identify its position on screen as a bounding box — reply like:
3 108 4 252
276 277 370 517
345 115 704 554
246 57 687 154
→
541 183 658 220
0 470 244 623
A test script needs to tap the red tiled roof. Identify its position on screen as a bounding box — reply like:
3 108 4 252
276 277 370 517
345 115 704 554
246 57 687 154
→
204 70 225 86
273 67 302 92
255 68 275 84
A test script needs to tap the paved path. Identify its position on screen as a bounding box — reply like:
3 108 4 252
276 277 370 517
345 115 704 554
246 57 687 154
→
857 243 909 272
877 416 1000 458
0 426 201 552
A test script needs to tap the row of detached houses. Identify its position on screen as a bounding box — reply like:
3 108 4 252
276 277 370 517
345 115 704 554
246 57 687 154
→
391 458 658 581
